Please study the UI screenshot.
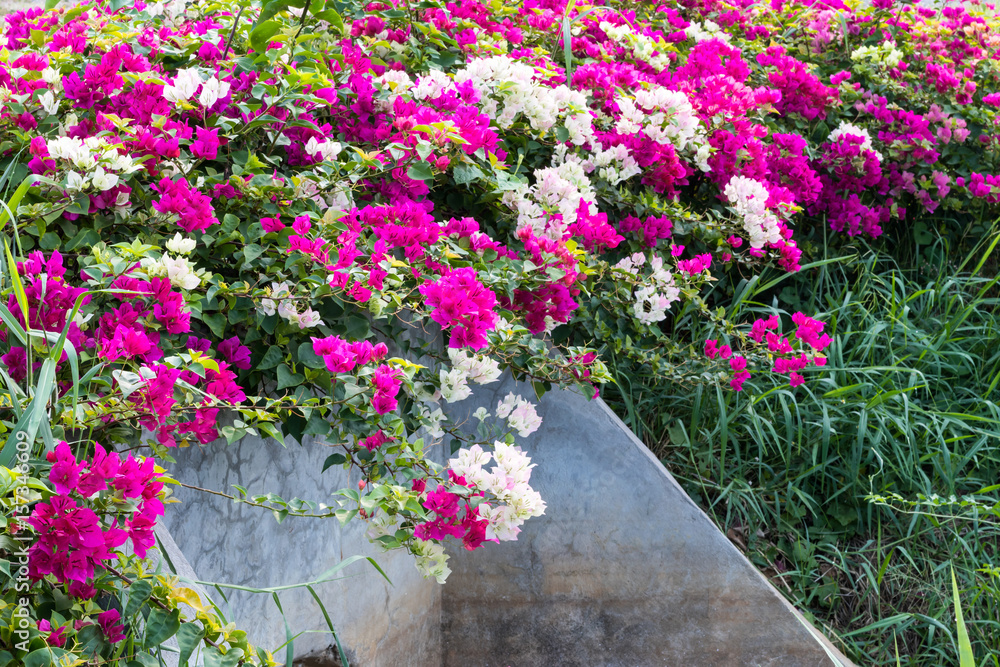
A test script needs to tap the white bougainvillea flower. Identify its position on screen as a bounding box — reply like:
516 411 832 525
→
165 232 196 255
439 367 472 403
495 393 542 437
91 166 119 191
38 90 59 115
163 67 201 103
448 348 501 384
160 255 201 290
65 170 85 193
305 137 343 162
506 400 542 437
47 136 90 165
41 67 61 86
412 540 451 584
724 176 783 249
296 308 322 329
197 76 230 108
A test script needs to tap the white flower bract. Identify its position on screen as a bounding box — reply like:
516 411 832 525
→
163 67 202 103
724 176 783 249
166 233 197 255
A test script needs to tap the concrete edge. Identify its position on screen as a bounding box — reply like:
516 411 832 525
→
150 523 214 667
588 391 858 666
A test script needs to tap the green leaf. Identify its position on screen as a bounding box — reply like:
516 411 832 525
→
260 345 284 369
273 591 294 667
314 7 343 33
406 161 434 182
23 648 70 667
304 413 331 436
3 239 29 324
125 580 153 617
202 312 227 338
277 364 304 390
250 20 282 53
235 56 258 73
65 193 90 215
306 584 349 667
128 653 160 667
64 228 100 251
0 357 56 466
415 141 434 160
561 0 575 85
913 220 934 245
453 163 484 185
257 0 290 25
322 453 346 471
532 381 547 400
0 302 27 345
176 622 205 666
42 290 89 414
76 624 105 655
243 243 264 263
144 608 181 649
0 176 30 229
343 313 370 339
297 342 327 369
204 647 245 667
38 231 59 250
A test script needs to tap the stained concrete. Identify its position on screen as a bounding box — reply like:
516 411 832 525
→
438 373 853 667
158 371 852 666
159 434 442 666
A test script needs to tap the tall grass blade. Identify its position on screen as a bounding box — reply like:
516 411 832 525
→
307 585 349 667
0 357 55 466
952 567 975 667
271 592 294 667
0 177 30 230
2 239 29 325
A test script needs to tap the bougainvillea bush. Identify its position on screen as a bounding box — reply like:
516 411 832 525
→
1 0 999 662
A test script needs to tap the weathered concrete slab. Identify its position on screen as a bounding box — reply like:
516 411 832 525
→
440 373 853 667
159 365 851 666
160 434 442 667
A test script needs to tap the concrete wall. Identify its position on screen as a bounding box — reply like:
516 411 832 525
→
439 373 852 667
159 372 852 666
160 433 442 666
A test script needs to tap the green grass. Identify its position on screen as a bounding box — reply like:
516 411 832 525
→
603 245 1000 666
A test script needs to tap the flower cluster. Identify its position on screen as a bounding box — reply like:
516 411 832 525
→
419 268 499 350
437 348 502 403
615 253 682 326
447 442 546 542
704 312 833 391
27 443 164 584
312 335 390 374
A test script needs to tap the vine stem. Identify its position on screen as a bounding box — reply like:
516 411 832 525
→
175 480 339 518
222 5 247 61
288 3 311 64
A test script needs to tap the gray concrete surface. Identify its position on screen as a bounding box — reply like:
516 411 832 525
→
158 370 852 666
439 373 853 667
160 434 442 666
